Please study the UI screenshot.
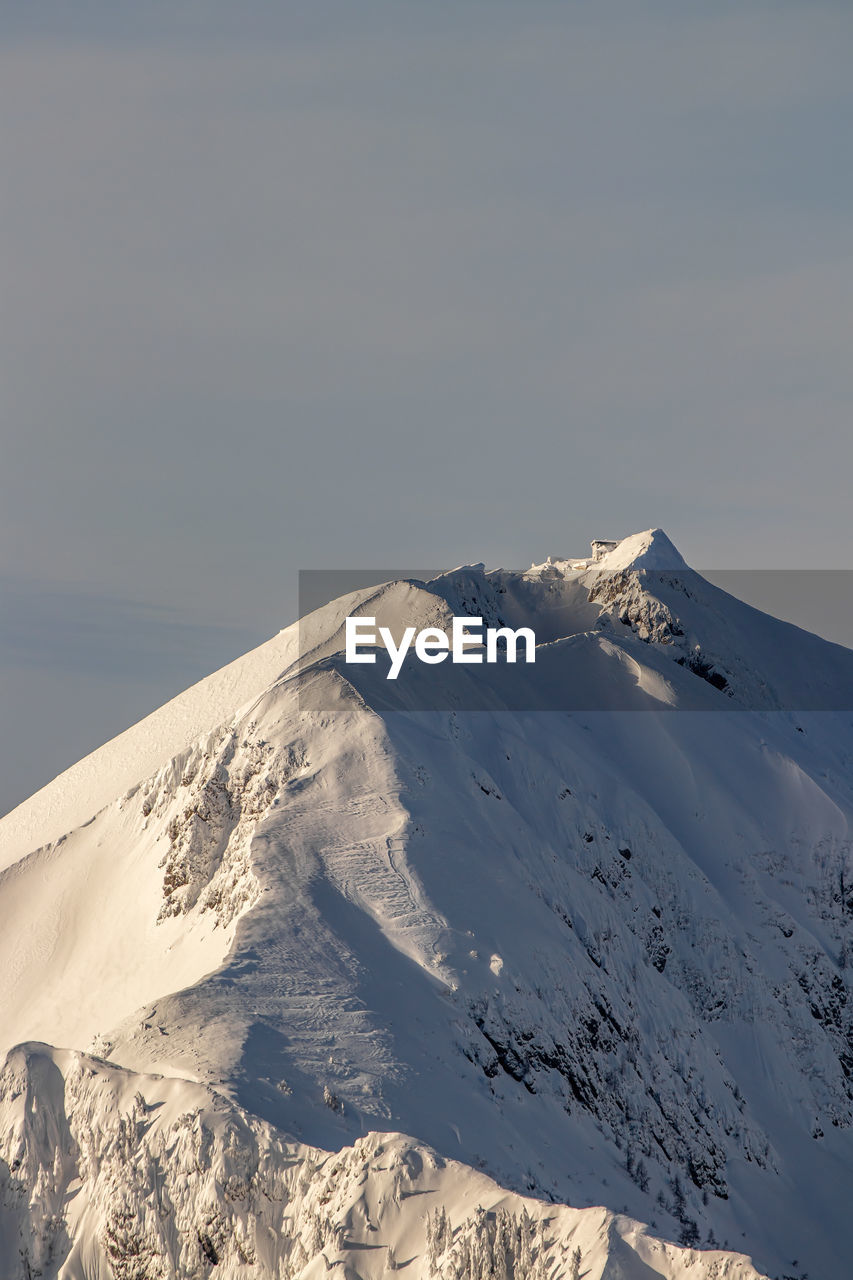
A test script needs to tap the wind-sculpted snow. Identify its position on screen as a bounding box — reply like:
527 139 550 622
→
1 531 852 1279
0 1045 767 1280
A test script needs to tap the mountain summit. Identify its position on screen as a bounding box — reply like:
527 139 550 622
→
1 531 852 1279
580 527 689 572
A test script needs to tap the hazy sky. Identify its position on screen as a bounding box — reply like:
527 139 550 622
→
2 1 852 814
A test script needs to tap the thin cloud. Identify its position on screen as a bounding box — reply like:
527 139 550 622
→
0 578 262 680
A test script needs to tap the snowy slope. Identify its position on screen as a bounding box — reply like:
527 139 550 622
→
0 577 450 871
2 530 852 1279
0 1044 765 1280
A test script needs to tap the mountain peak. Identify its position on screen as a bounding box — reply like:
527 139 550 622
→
4 524 853 1279
590 527 688 572
530 529 689 577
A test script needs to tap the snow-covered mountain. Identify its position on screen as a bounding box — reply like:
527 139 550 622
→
2 529 852 1280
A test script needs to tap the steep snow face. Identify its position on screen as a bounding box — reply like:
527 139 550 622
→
592 529 689 573
0 1043 768 1280
0 577 453 869
0 624 299 872
2 530 853 1280
0 715 283 1060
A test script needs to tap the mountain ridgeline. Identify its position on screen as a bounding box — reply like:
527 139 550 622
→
1 530 852 1280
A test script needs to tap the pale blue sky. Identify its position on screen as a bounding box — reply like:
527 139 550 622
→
1 1 852 814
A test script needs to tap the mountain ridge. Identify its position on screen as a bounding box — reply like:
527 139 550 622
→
2 530 851 1278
